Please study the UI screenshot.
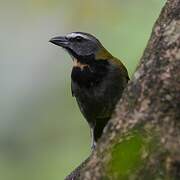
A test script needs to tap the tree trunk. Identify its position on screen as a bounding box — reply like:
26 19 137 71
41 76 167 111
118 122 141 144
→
66 0 180 179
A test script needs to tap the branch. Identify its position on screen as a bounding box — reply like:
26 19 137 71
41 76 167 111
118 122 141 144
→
66 0 180 179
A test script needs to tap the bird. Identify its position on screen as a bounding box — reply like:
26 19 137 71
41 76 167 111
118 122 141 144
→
49 32 129 149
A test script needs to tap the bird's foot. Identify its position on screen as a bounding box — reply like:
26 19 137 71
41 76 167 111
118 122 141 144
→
91 140 96 151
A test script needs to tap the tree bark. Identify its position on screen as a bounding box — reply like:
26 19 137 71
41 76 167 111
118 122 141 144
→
65 0 180 179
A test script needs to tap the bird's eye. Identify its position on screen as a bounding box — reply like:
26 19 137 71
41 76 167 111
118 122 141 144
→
74 36 83 42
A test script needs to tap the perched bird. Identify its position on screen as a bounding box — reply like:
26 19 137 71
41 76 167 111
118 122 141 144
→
50 32 129 149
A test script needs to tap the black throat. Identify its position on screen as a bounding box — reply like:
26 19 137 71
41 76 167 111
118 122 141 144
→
71 55 109 88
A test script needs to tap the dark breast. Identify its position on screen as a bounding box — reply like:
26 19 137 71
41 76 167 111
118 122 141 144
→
71 60 109 88
71 60 128 126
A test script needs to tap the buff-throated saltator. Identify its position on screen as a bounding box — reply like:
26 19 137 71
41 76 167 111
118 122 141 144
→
50 32 129 149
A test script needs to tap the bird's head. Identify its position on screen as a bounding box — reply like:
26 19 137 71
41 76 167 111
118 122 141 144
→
49 32 112 63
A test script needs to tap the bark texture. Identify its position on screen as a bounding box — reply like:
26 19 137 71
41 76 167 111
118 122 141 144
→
66 0 180 179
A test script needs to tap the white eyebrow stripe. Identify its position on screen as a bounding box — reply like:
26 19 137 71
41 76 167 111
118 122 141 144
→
66 32 90 40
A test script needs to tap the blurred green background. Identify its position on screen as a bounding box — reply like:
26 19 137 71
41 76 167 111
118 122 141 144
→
0 0 165 179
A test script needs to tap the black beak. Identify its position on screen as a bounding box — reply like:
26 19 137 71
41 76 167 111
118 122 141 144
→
49 36 69 47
